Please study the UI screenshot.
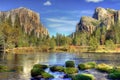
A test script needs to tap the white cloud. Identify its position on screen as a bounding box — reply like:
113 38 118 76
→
46 18 78 25
48 24 63 28
86 0 103 3
45 17 77 33
43 1 52 6
56 27 75 32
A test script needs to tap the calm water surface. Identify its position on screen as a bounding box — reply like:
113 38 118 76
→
0 52 120 80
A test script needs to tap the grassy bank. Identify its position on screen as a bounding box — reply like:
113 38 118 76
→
5 44 120 54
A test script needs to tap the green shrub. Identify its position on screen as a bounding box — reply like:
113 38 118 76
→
64 67 78 74
41 72 54 79
31 68 44 77
105 40 115 50
108 72 120 79
50 66 64 72
33 64 48 70
0 65 9 72
74 73 95 80
96 63 113 72
65 61 75 67
78 62 96 70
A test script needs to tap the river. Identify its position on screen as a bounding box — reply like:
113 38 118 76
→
0 52 120 80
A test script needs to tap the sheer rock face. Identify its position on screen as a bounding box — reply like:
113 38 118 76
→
76 16 100 34
76 7 120 33
0 7 49 38
93 7 116 29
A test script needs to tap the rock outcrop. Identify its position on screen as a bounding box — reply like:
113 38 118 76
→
0 7 49 38
76 7 120 33
76 16 100 34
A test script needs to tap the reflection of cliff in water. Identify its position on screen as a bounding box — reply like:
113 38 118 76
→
5 53 49 74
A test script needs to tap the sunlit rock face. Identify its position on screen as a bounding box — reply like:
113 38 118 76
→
93 7 116 30
76 7 120 33
76 16 100 34
0 7 49 38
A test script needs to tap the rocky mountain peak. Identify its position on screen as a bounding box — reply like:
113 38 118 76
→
93 7 108 20
76 7 120 33
0 7 49 38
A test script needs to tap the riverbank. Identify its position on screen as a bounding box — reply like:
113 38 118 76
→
5 45 120 54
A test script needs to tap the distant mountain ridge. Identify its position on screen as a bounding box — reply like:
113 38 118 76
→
0 7 49 38
76 7 120 33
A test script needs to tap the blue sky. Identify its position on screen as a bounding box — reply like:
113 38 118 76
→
0 0 120 36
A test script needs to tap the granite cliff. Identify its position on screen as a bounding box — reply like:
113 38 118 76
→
0 7 49 38
76 7 120 33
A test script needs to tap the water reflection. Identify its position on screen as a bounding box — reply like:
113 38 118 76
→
0 52 120 80
74 53 120 66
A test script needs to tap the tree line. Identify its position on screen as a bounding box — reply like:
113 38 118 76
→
0 17 119 51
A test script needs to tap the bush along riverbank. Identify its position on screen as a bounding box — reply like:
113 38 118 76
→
30 61 120 80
